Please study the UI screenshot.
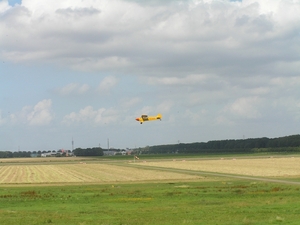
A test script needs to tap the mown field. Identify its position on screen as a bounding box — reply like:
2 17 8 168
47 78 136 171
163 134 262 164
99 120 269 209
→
0 155 300 224
138 156 300 177
0 161 204 185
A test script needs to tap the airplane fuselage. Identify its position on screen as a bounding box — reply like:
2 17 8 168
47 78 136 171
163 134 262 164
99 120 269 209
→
136 114 162 124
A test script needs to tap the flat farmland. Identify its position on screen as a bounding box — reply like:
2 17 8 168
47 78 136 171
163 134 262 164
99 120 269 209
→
0 156 92 163
1 156 300 224
138 156 300 177
1 156 300 185
0 161 204 185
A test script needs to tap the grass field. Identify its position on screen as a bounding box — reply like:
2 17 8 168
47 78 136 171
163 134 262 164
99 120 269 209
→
0 155 300 224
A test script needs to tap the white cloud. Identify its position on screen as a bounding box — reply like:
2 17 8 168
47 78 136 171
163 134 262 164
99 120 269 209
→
134 100 172 116
71 57 131 72
225 96 263 119
98 76 118 92
63 106 118 125
121 97 141 109
145 74 212 86
136 106 153 116
78 84 90 93
57 83 90 95
214 115 235 126
157 101 173 114
183 109 208 125
272 97 300 121
1 0 299 78
0 1 11 13
27 99 53 125
270 76 300 88
1 0 300 150
10 99 53 126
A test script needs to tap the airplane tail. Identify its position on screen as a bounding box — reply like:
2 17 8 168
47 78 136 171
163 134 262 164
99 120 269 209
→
157 114 162 120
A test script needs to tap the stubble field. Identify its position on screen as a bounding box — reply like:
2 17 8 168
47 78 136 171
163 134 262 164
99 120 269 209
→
138 156 300 177
0 161 204 185
1 156 300 185
1 155 300 224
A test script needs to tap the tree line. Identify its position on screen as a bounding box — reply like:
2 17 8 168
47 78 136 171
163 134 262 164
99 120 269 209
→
1 134 300 158
72 147 103 156
0 147 104 158
0 151 32 158
137 134 300 154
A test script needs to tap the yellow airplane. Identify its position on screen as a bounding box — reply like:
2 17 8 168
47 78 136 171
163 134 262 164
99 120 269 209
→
136 114 162 124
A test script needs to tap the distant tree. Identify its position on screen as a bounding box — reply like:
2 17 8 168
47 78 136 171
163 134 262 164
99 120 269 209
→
0 151 11 158
139 135 300 154
73 147 103 156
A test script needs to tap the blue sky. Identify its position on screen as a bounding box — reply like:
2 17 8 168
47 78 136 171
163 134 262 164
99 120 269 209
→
7 0 21 6
1 0 300 151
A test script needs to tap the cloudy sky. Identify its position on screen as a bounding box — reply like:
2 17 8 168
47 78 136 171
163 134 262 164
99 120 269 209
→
1 0 300 151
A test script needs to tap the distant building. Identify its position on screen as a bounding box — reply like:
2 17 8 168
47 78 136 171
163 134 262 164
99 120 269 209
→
126 150 133 155
41 152 56 157
121 150 126 155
